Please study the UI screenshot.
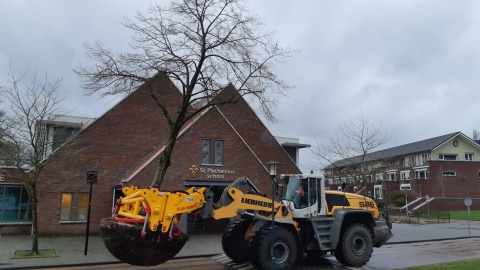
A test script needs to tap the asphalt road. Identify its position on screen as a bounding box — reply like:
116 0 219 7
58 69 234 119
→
37 237 480 270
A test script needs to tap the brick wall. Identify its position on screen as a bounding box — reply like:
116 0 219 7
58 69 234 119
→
32 78 300 235
35 76 182 235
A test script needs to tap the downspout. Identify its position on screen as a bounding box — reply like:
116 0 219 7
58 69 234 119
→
440 165 444 198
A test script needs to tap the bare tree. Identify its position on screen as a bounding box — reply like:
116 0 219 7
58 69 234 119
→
0 66 78 255
314 110 391 190
473 129 479 141
0 108 14 165
76 0 293 188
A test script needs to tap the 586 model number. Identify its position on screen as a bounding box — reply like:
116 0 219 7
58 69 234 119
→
359 201 375 208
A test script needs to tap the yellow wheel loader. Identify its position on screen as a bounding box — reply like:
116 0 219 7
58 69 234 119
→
100 175 392 269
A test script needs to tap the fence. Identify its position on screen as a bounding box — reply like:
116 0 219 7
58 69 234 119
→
407 211 450 223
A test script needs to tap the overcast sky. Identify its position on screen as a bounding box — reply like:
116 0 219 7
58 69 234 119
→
1 1 480 173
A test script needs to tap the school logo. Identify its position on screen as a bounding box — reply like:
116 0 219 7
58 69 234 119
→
189 165 199 177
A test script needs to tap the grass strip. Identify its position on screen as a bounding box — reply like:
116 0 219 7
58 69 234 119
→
11 249 58 259
403 258 480 269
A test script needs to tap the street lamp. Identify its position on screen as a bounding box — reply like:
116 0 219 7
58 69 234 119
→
264 161 279 270
84 170 98 256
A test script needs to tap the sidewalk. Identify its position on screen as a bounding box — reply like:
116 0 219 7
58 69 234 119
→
0 220 479 269
0 233 223 269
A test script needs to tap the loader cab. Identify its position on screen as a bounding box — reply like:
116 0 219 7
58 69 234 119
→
281 175 326 218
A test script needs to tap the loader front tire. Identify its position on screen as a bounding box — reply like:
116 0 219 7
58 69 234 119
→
251 225 299 270
222 218 251 263
334 223 373 267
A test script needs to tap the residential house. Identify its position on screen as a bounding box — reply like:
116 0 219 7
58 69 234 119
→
324 132 480 212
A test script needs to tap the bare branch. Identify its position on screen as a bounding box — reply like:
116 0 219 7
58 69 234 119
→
313 110 391 190
76 0 294 187
0 64 81 254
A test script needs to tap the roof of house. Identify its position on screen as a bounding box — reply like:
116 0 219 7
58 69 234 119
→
325 131 464 169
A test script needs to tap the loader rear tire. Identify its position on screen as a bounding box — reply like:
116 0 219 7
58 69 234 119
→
250 225 299 270
100 217 188 266
334 223 373 267
222 218 251 263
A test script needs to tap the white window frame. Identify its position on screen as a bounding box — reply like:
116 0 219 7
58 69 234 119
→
334 177 340 185
386 171 396 181
374 185 383 199
409 156 415 166
442 171 456 177
465 153 474 161
375 173 383 181
438 154 457 161
400 183 411 190
415 168 428 179
400 170 410 180
420 153 429 165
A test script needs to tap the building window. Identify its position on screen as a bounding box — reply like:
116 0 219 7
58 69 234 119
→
415 169 428 179
52 126 79 151
465 153 474 161
420 153 429 165
400 182 411 190
0 185 31 222
400 170 410 180
375 173 383 182
409 156 415 166
334 177 340 185
386 172 396 181
442 171 456 177
438 154 457 160
348 176 354 184
0 173 5 182
77 193 89 220
201 139 223 165
60 192 88 221
365 175 372 183
374 185 383 199
60 193 72 220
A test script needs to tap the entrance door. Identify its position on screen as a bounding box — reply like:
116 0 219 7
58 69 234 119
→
184 181 231 233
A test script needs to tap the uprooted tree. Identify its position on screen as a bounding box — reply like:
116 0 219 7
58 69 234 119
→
314 110 391 191
0 66 83 255
75 0 293 188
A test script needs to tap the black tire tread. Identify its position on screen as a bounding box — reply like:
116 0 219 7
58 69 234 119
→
221 218 252 263
335 223 373 267
250 225 299 270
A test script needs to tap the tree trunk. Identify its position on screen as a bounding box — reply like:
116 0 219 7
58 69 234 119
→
30 183 39 255
151 134 177 188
